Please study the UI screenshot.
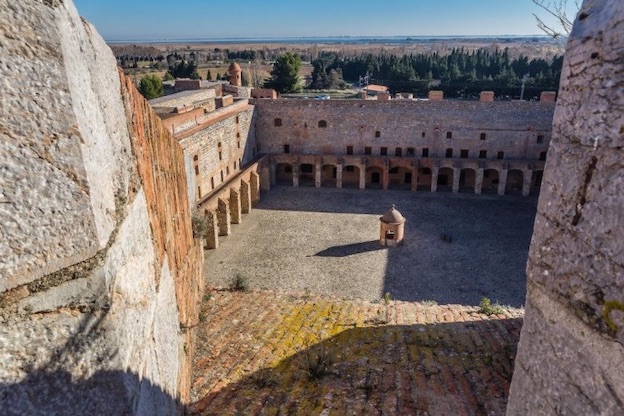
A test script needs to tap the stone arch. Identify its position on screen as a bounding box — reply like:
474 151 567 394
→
299 163 315 186
505 169 524 194
531 170 544 195
388 166 412 190
417 167 432 191
366 166 383 189
275 163 293 185
342 165 360 188
321 163 337 187
482 168 500 194
318 120 327 128
437 167 454 191
459 168 476 193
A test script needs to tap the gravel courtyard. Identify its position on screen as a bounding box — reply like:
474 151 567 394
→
204 186 538 307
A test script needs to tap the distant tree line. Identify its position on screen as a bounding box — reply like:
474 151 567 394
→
311 48 564 99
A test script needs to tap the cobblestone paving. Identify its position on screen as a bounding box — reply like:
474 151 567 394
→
188 290 523 416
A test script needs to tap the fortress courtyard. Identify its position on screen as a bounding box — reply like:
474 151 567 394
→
203 186 537 308
191 187 535 414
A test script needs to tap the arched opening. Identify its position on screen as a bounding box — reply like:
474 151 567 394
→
531 170 544 195
388 166 412 190
459 168 476 193
321 164 337 187
299 163 315 186
482 169 500 194
417 167 432 191
505 169 524 194
366 166 383 189
318 120 327 128
437 167 454 192
275 163 293 185
342 165 360 188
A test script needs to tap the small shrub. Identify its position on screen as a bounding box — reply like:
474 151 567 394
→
384 292 391 305
231 273 249 292
301 343 333 380
250 368 278 389
191 212 209 240
479 297 505 315
421 300 438 306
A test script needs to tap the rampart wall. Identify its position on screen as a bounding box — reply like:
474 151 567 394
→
507 0 624 413
0 1 203 414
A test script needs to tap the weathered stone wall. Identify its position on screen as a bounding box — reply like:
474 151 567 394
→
0 1 203 414
254 100 554 161
149 89 217 110
507 0 624 413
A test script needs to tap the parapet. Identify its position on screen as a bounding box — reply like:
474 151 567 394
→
540 91 557 102
428 90 444 101
251 88 278 99
480 91 495 102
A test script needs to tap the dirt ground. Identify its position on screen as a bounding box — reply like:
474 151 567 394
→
204 186 537 308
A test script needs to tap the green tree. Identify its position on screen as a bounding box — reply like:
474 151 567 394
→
206 69 212 81
264 52 302 93
163 72 174 81
138 75 163 100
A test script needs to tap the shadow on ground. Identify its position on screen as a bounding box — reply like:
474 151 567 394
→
189 318 522 416
314 240 385 257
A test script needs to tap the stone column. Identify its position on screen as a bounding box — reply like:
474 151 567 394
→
251 171 262 201
315 162 321 188
359 165 366 189
292 163 299 187
498 168 508 196
431 165 439 192
522 170 532 196
204 210 219 250
382 164 389 190
411 166 418 192
336 163 343 189
452 167 461 193
240 180 252 214
229 188 242 224
475 167 484 195
217 198 231 236
269 163 276 186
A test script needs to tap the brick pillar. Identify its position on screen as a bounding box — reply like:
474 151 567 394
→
240 180 252 213
269 163 276 186
204 210 219 250
251 171 261 201
217 198 231 236
258 169 270 193
315 162 321 188
498 169 508 196
359 166 366 189
522 170 532 196
411 166 418 192
382 164 389 190
230 188 242 224
475 167 484 195
336 163 343 189
431 165 439 192
452 167 461 193
293 163 299 187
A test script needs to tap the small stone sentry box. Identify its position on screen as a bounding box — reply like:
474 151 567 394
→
379 205 406 247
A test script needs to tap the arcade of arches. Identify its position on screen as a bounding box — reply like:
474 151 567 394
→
269 155 544 196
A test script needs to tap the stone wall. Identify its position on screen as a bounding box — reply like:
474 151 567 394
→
177 105 257 207
507 0 624 413
254 99 554 161
0 1 203 414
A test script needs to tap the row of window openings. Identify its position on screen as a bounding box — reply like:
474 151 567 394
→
282 167 512 178
197 158 244 197
274 120 545 144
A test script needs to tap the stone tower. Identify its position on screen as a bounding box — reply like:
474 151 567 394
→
379 205 406 247
228 62 242 87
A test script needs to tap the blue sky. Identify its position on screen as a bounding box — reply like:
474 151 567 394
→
73 0 579 40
